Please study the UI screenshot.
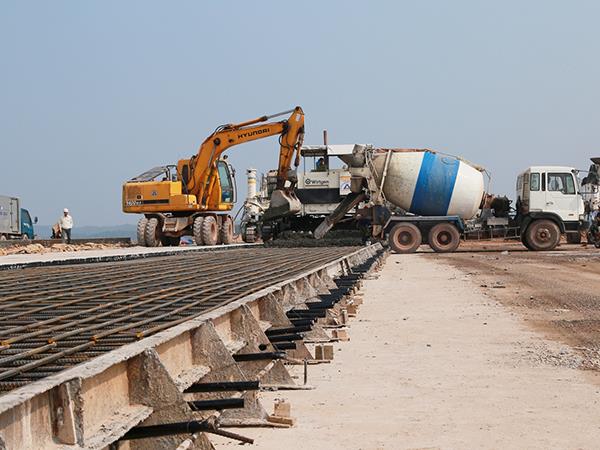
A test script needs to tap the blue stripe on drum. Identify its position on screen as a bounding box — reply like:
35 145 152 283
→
409 152 460 216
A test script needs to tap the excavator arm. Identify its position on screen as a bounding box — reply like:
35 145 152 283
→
180 107 304 211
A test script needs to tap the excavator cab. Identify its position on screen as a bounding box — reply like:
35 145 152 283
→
216 158 237 204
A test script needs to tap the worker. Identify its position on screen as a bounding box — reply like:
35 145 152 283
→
58 208 74 244
315 157 328 172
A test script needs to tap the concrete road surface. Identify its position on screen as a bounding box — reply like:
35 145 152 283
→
215 253 600 449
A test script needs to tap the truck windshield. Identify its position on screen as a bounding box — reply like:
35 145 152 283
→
547 173 575 195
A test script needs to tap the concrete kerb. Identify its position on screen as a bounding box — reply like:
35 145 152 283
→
188 322 267 424
0 244 382 449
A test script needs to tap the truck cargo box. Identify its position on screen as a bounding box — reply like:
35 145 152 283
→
0 195 20 235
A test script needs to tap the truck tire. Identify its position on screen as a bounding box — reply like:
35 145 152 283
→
202 216 219 246
220 216 234 245
193 217 205 246
388 223 422 254
428 223 460 253
520 234 534 250
145 217 162 247
524 219 560 251
137 217 148 246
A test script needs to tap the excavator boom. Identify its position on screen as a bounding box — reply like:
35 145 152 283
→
123 107 304 218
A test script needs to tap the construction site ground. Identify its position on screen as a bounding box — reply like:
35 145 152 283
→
215 243 600 449
0 243 257 269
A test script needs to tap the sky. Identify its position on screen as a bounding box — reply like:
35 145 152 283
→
1 1 599 226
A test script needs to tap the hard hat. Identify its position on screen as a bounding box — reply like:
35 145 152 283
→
63 208 69 213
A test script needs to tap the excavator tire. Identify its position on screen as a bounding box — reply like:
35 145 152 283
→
428 223 461 253
192 217 205 246
220 216 234 245
202 216 219 246
145 218 162 247
137 217 148 246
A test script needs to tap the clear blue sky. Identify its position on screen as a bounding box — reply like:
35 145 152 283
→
2 1 599 225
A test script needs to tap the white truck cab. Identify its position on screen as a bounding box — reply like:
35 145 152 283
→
516 166 584 249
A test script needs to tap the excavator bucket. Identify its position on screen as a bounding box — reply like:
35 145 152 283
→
263 189 302 221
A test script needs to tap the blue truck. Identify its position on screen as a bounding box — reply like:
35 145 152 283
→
0 195 37 240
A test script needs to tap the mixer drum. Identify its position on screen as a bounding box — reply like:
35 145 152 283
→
371 149 485 220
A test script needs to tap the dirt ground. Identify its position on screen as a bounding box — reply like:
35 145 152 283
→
0 242 128 256
213 246 600 449
437 242 600 371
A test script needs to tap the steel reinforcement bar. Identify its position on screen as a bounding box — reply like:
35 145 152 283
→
0 247 361 392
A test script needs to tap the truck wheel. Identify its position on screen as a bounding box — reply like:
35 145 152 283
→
220 216 234 245
520 234 534 250
428 223 460 253
137 217 148 246
145 218 162 247
388 223 422 254
192 217 205 246
202 216 219 246
525 219 560 251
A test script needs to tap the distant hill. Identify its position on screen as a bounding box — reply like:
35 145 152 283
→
36 224 137 240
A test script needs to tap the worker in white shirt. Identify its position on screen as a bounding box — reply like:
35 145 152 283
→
59 208 74 244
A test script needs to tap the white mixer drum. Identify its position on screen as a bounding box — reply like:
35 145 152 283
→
371 149 485 220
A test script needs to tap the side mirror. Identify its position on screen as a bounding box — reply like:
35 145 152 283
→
34 216 39 224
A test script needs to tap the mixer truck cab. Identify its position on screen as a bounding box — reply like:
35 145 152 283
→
516 166 584 250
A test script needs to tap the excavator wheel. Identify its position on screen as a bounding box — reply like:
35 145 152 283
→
144 218 162 247
202 216 219 246
192 217 205 246
137 217 148 246
220 216 234 245
428 223 461 253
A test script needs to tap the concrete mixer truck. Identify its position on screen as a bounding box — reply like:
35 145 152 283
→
314 144 585 253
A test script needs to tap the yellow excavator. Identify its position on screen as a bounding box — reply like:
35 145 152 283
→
122 107 305 246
